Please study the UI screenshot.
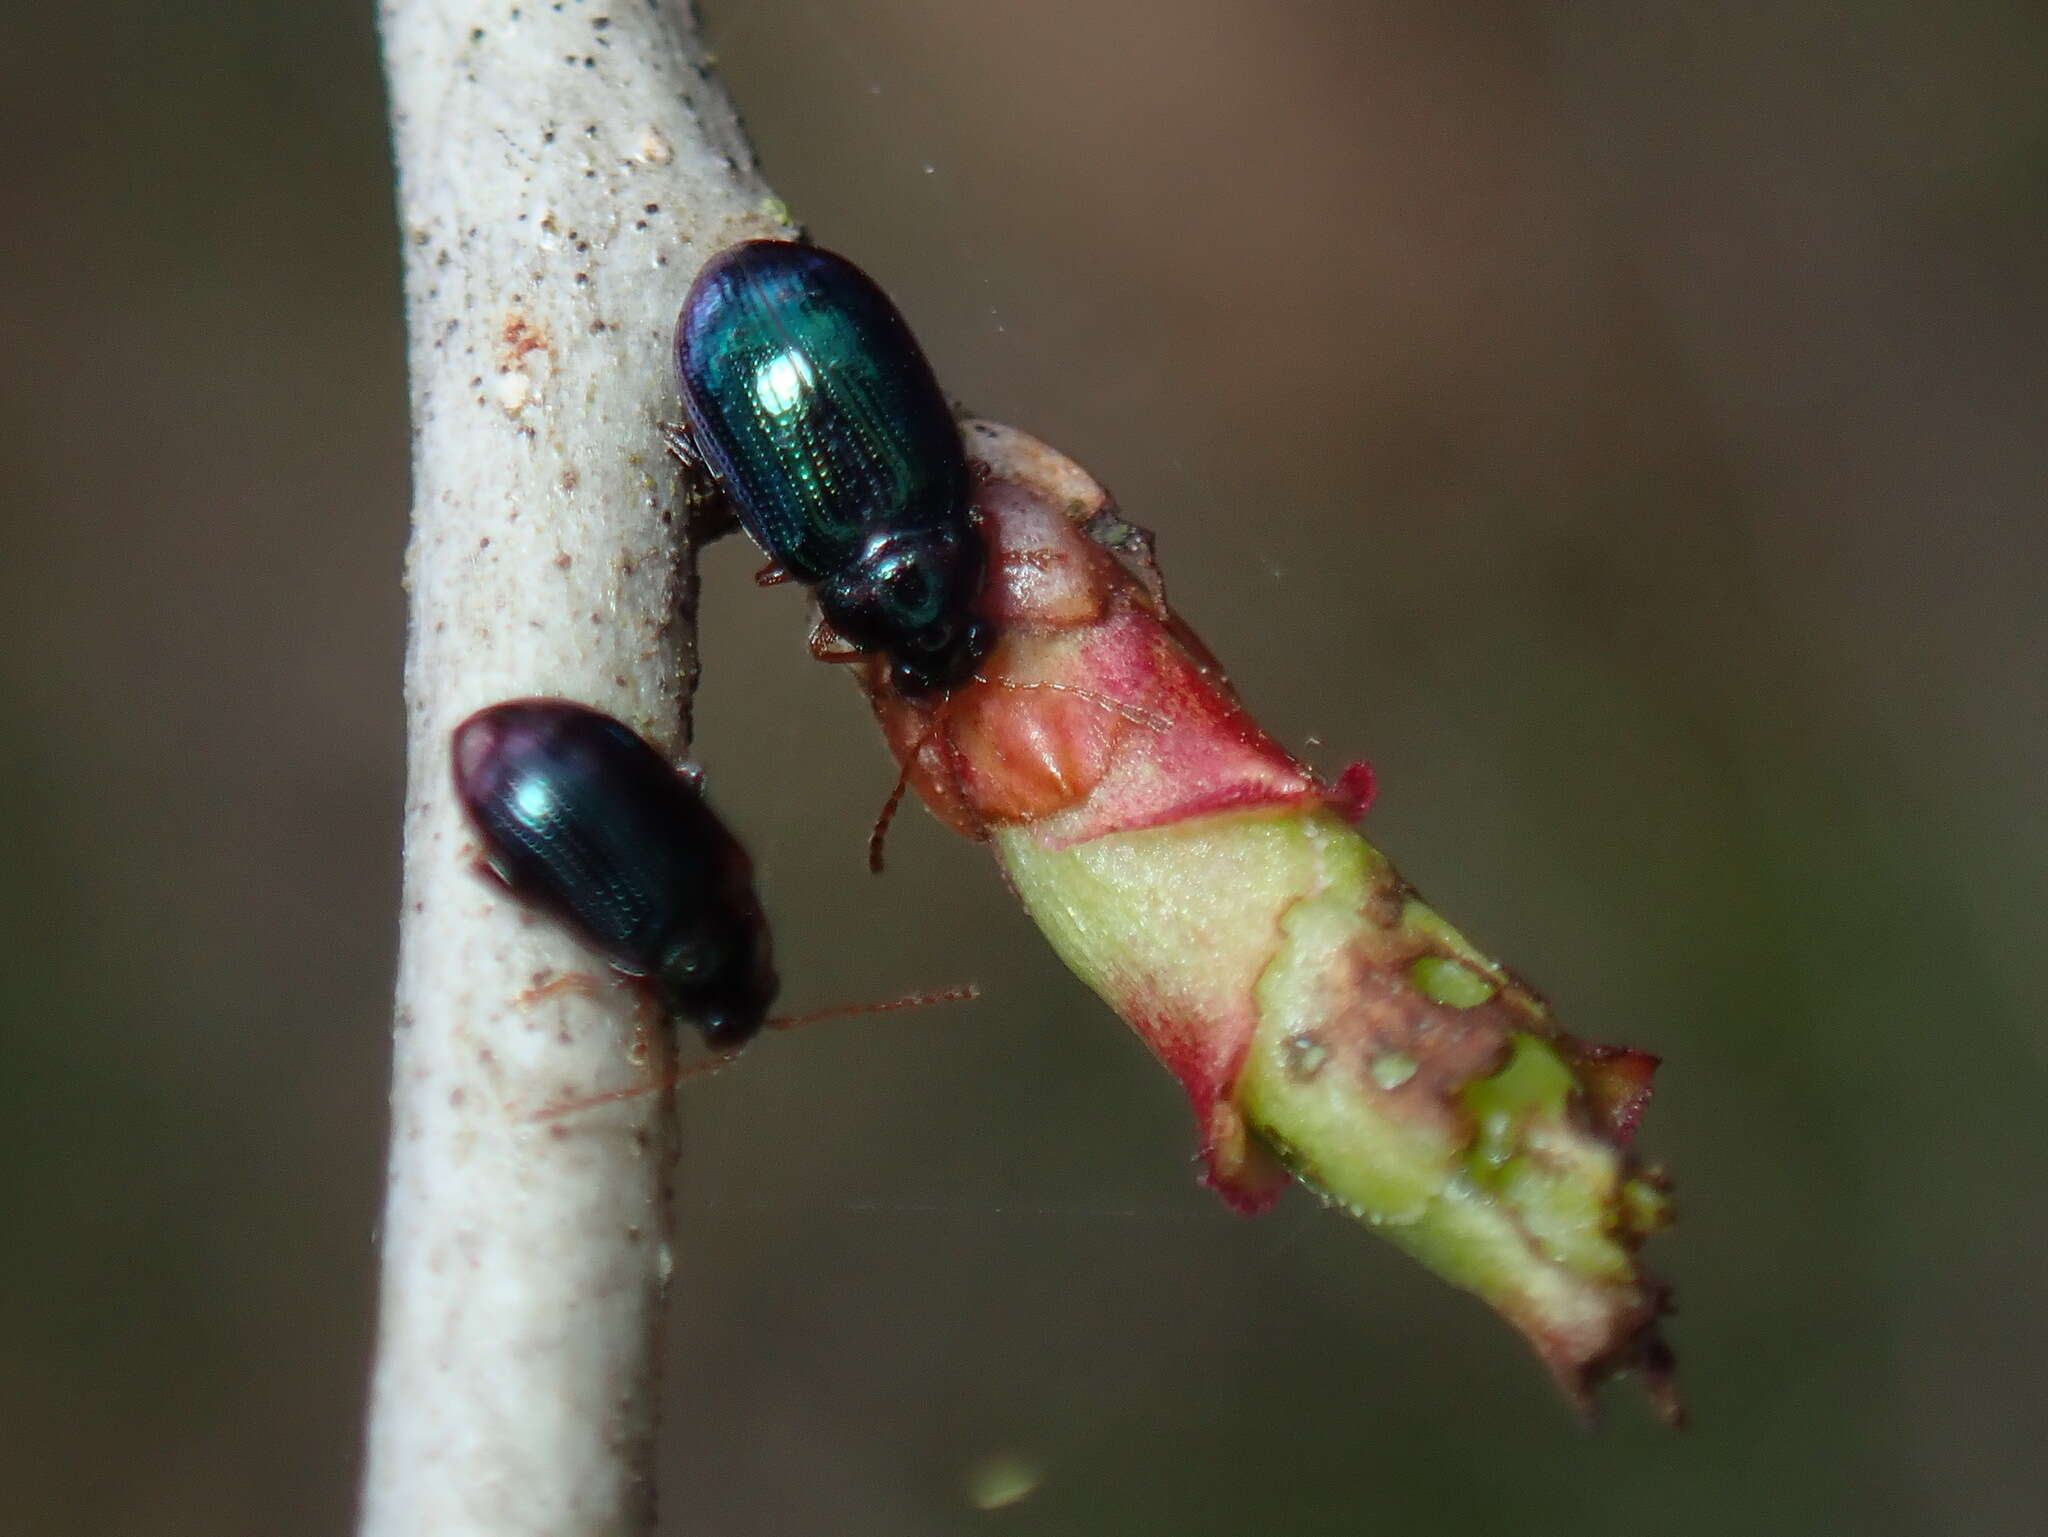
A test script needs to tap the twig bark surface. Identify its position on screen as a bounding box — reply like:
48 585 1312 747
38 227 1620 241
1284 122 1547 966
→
363 5 788 1533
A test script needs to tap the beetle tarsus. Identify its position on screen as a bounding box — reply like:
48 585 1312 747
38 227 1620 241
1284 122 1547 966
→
514 970 609 1007
807 618 866 664
656 420 698 467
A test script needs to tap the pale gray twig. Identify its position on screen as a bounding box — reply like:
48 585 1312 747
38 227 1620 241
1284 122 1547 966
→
362 5 789 1532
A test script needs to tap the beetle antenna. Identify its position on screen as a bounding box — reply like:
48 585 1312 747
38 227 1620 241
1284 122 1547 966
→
869 713 949 874
766 982 979 1030
525 985 980 1120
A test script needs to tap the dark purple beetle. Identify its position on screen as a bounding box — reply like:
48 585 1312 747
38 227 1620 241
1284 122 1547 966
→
451 698 778 1049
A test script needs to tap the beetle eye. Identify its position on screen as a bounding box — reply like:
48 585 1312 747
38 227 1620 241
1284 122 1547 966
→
878 561 935 620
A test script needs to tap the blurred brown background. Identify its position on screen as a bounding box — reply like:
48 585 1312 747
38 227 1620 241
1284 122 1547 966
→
3 1 2044 1532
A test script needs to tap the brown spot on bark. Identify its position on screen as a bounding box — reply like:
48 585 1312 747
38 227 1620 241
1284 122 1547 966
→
500 313 548 366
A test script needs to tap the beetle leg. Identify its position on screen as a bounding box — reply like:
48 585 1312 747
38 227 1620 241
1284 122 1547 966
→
656 420 699 467
515 977 703 1117
755 561 793 587
467 850 515 892
514 970 610 1007
528 1050 740 1120
661 421 741 543
807 618 866 664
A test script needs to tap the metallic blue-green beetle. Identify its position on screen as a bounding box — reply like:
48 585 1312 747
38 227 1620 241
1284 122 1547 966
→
670 240 992 697
452 699 778 1048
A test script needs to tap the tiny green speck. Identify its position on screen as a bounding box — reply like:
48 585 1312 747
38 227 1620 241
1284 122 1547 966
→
964 1451 1042 1511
